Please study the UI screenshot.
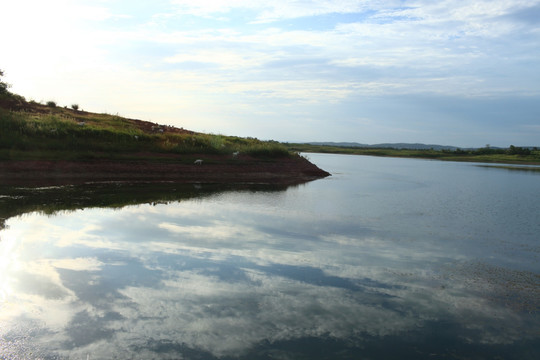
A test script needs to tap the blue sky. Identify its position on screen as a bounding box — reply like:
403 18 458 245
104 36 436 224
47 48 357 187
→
2 0 539 147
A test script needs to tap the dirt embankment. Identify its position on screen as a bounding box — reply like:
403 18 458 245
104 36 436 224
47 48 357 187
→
0 154 330 187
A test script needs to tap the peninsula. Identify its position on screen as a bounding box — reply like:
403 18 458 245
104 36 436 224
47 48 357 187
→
0 86 329 187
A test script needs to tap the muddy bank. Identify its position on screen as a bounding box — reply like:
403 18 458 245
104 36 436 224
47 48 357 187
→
0 155 330 187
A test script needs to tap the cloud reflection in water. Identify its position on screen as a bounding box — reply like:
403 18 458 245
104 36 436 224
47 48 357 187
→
0 184 538 359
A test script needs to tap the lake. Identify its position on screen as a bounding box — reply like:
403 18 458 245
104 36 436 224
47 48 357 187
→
1 153 539 359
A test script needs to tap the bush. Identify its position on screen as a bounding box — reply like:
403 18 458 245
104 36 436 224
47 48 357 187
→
47 101 57 108
507 145 531 156
71 104 79 111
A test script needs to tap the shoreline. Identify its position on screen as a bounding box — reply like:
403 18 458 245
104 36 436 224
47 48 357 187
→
0 155 331 187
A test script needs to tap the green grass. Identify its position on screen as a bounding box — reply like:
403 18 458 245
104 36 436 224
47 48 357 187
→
0 110 143 155
0 102 291 160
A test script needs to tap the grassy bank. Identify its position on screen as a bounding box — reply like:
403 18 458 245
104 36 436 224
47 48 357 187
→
0 96 290 161
287 143 540 165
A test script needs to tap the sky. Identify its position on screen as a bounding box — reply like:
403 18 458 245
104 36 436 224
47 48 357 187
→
1 0 539 147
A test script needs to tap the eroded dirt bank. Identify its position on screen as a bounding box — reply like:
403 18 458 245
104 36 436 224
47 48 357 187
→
0 154 330 187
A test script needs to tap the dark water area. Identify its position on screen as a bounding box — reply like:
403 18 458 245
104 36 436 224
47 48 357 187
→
0 154 539 359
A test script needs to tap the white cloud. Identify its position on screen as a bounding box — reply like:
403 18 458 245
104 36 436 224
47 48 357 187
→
164 49 270 69
2 0 539 145
158 221 243 240
168 0 540 30
49 257 104 271
169 0 374 22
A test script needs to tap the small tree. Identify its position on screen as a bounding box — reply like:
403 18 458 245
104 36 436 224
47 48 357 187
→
0 69 10 94
71 104 79 111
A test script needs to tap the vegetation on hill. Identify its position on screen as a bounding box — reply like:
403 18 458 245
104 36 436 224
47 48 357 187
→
0 106 289 160
0 70 290 161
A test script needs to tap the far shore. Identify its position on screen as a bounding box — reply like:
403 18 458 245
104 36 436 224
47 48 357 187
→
287 144 540 166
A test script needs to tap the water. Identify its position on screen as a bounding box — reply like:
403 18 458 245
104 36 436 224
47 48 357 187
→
0 154 539 359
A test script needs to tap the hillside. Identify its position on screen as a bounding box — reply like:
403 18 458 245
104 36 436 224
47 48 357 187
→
0 95 290 160
0 89 329 186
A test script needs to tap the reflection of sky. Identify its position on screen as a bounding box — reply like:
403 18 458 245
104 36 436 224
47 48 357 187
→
1 155 539 359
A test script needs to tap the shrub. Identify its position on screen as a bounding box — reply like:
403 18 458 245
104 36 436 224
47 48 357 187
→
71 104 79 111
46 101 57 108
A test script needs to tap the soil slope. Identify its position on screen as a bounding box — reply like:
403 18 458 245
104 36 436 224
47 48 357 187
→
0 154 330 187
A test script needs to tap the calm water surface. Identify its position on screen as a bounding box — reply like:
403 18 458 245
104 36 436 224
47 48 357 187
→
1 154 539 359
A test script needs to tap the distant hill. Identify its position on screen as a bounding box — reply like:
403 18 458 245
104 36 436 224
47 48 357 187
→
305 142 540 150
